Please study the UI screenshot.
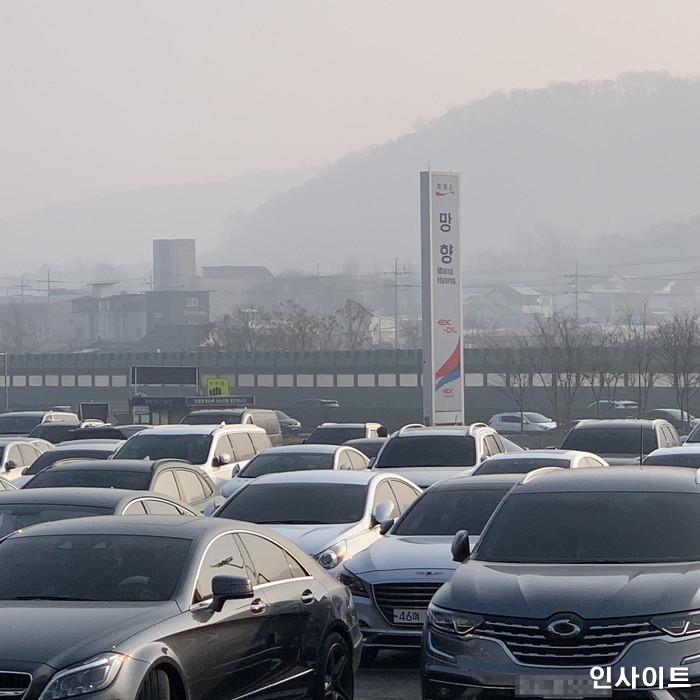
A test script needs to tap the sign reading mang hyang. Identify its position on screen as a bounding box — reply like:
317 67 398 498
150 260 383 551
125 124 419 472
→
420 171 464 425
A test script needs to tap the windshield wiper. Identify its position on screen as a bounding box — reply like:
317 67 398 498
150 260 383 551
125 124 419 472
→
10 595 98 601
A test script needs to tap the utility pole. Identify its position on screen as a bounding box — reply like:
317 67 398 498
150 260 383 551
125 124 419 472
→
384 260 418 348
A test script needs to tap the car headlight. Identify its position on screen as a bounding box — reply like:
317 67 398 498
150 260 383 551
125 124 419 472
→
39 653 125 699
316 540 347 570
427 604 484 637
337 568 370 597
652 610 700 637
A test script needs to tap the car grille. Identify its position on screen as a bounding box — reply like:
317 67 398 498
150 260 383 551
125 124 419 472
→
478 615 663 667
0 672 31 698
372 582 444 627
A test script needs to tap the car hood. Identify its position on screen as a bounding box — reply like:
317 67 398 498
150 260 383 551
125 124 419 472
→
436 561 700 618
372 466 470 489
266 523 359 556
346 535 462 576
0 601 180 669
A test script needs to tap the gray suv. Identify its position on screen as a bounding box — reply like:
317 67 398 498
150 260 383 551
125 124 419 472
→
422 467 700 699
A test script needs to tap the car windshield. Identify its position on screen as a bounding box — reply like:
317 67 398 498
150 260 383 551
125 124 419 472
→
114 434 212 463
28 424 79 441
0 534 191 601
473 457 570 475
643 453 700 468
306 427 364 445
393 487 512 536
374 435 477 468
523 413 551 423
0 504 113 537
0 416 42 434
561 427 656 454
25 449 114 476
476 492 700 563
24 469 152 490
240 452 334 478
684 424 700 443
217 483 368 524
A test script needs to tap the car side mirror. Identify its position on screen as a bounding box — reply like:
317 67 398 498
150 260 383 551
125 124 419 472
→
379 518 394 535
231 463 241 477
4 460 16 471
210 575 253 612
372 500 395 527
368 457 376 468
217 453 232 465
377 427 388 437
451 530 471 563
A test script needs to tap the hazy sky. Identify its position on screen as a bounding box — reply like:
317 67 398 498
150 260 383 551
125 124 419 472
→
2 0 700 217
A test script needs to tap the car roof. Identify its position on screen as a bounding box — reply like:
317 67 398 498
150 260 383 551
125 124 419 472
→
245 470 390 486
0 487 180 507
4 514 272 540
430 473 527 490
142 424 266 435
254 444 343 455
570 419 657 429
49 440 123 451
513 466 700 493
647 446 700 455
343 438 387 445
39 459 182 472
482 450 594 461
314 422 381 429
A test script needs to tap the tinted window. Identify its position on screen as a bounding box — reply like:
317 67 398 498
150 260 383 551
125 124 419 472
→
24 449 114 476
217 483 368 524
285 552 307 578
67 427 128 440
114 434 212 464
644 453 700 468
306 427 364 445
175 470 206 504
238 533 293 584
229 433 255 462
182 412 243 425
0 534 191 601
561 427 656 454
389 480 420 512
476 492 700 563
18 444 40 465
146 500 188 515
393 488 511 536
373 481 398 513
523 413 551 423
474 457 570 475
374 435 477 468
0 504 113 537
195 534 249 601
250 432 271 453
25 469 152 490
346 450 368 470
0 415 43 434
240 451 334 478
152 471 181 500
28 423 80 442
343 439 386 459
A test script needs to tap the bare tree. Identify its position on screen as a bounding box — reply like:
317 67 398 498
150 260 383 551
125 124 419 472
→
582 325 625 416
0 301 31 352
617 305 655 415
335 299 373 350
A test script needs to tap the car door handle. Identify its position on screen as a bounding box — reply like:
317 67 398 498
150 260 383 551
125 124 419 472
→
301 589 314 605
250 598 266 614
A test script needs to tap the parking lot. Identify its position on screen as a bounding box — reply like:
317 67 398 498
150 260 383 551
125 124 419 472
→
357 652 421 700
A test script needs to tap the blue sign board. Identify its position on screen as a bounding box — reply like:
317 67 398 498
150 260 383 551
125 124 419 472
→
132 395 255 407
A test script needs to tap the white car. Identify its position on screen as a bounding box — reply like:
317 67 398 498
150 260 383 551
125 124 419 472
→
212 469 422 575
488 412 556 433
469 449 609 476
111 424 272 484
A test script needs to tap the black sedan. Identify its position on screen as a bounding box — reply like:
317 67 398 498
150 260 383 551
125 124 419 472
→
0 516 361 699
21 459 221 514
0 488 198 537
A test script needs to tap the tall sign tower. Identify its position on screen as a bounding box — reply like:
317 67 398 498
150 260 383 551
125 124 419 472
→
420 171 464 425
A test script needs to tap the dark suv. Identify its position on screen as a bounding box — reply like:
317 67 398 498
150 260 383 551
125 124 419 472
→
560 418 680 464
422 467 700 699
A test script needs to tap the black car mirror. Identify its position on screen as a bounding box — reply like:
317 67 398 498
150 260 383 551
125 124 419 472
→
379 518 394 535
210 575 253 612
451 530 471 563
368 457 376 468
4 460 16 471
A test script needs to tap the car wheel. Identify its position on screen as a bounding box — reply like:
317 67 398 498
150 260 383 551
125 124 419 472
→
137 668 171 700
359 647 379 666
313 632 354 699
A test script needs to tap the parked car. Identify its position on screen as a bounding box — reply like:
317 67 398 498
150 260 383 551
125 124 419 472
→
274 410 302 437
180 408 283 445
214 470 421 575
343 437 388 459
370 424 507 488
340 473 524 660
22 459 221 513
559 418 680 464
0 476 16 491
0 515 361 699
0 410 79 435
579 399 640 419
0 487 198 537
643 445 700 468
681 420 700 445
13 439 124 487
219 443 370 499
642 408 700 434
0 438 46 481
28 421 82 443
112 424 272 483
288 398 341 430
488 411 556 433
423 467 700 699
65 424 151 441
306 422 388 445
470 449 609 475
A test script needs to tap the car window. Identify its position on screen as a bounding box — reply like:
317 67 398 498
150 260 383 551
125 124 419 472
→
146 500 187 515
228 433 255 462
285 552 308 578
374 435 477 468
346 450 368 470
194 533 250 602
114 434 212 464
372 481 399 513
238 533 295 584
501 415 519 423
212 436 232 460
17 444 40 465
4 445 22 470
174 469 206 504
250 432 271 453
121 501 148 515
152 470 181 500
388 480 421 513
483 435 501 457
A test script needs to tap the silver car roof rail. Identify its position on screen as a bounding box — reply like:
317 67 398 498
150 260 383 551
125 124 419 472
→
397 423 426 436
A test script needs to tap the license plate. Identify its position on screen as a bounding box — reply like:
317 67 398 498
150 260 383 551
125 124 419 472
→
516 675 610 698
393 608 426 624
